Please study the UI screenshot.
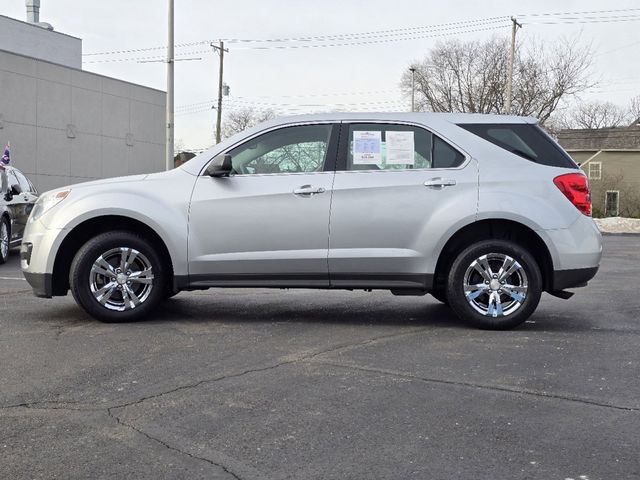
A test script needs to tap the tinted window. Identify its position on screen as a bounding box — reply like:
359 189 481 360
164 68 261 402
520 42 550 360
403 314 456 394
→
226 124 333 175
344 124 464 171
458 123 576 168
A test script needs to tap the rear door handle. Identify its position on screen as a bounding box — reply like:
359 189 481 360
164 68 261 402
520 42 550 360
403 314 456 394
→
424 178 457 188
293 185 326 196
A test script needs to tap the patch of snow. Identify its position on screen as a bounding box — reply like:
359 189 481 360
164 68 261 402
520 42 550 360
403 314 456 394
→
594 217 640 234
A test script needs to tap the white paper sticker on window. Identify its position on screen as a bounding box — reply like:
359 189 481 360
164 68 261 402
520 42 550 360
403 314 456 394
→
386 131 415 165
353 131 382 165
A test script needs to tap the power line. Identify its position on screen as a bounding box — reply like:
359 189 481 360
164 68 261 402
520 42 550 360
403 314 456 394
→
84 23 510 64
232 24 510 50
83 40 210 57
224 17 507 43
518 7 640 18
83 49 211 64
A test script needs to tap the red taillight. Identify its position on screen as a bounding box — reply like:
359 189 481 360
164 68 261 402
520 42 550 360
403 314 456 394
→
553 173 592 216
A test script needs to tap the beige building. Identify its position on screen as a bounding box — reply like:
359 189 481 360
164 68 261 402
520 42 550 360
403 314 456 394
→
557 122 640 218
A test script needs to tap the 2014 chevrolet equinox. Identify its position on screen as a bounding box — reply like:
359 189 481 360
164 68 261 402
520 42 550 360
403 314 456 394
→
21 113 602 329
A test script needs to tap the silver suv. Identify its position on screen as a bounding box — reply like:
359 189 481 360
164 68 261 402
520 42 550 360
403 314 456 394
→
20 113 602 329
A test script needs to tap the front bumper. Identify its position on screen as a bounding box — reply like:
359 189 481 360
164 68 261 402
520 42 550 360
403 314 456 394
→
20 218 66 298
23 271 53 298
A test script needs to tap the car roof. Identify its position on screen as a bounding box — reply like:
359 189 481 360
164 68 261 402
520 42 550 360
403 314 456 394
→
257 112 537 125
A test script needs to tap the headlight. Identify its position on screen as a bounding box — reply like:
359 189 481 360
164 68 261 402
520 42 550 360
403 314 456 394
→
29 189 71 222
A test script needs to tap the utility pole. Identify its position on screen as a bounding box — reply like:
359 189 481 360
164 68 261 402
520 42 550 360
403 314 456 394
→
212 41 229 144
504 16 522 114
165 0 174 170
409 67 416 112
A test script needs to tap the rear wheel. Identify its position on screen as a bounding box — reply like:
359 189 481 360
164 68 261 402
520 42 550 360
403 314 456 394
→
446 240 542 330
0 217 9 264
70 231 167 322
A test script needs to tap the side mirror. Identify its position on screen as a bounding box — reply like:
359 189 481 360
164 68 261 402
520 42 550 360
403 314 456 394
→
206 154 233 178
11 183 22 195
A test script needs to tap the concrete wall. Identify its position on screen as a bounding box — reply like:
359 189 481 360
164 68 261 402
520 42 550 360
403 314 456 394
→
0 15 81 69
0 49 166 193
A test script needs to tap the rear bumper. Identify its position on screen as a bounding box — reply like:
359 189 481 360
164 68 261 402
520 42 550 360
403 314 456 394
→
552 266 599 290
23 271 53 298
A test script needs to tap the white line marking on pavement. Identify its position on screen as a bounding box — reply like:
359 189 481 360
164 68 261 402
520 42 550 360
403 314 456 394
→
0 276 26 281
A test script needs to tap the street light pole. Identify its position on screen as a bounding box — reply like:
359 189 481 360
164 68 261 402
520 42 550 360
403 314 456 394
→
165 0 174 170
409 67 416 112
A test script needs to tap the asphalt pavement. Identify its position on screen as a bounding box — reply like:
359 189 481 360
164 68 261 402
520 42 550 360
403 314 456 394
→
1 237 639 480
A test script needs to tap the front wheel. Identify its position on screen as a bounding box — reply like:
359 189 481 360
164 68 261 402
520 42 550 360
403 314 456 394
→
70 231 167 322
445 240 542 330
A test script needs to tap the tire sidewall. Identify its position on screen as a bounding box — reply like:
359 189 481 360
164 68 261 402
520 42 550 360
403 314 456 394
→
0 217 9 264
70 231 166 322
446 240 542 330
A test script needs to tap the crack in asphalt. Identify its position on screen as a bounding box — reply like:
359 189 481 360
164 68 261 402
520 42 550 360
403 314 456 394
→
107 408 243 480
1 329 427 478
1 329 424 414
0 400 93 411
104 328 427 413
313 361 640 412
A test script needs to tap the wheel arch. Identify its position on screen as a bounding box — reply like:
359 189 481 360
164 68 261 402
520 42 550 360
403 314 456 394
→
51 215 174 296
433 219 554 293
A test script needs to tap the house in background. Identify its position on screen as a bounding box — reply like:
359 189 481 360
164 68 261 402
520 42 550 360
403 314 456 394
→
556 120 640 218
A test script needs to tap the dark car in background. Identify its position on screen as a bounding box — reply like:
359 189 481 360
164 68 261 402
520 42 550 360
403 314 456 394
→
1 166 38 264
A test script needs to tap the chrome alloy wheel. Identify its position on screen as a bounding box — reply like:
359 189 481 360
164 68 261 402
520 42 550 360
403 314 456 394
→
463 253 528 318
89 247 154 311
1 221 9 260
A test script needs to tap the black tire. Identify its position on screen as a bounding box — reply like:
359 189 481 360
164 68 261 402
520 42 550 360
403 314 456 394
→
430 289 449 305
69 231 167 323
445 239 542 330
0 216 9 264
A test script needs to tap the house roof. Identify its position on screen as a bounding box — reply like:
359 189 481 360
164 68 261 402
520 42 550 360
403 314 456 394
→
557 121 640 151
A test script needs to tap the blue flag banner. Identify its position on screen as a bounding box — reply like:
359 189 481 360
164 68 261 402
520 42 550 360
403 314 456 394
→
1 143 9 165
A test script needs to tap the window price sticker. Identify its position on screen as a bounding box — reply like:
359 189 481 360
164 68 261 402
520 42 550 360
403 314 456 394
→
353 131 382 165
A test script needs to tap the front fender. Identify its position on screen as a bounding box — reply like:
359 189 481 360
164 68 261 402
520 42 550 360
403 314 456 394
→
37 171 193 276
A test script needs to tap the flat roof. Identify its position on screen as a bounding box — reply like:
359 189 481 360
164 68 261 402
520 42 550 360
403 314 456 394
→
0 47 165 95
0 14 81 41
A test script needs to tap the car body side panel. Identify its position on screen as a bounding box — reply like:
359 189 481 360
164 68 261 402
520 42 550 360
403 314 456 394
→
23 169 192 276
328 159 479 282
474 144 602 271
188 171 334 280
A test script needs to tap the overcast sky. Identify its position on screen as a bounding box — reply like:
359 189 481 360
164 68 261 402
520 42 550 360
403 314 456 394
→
3 0 640 150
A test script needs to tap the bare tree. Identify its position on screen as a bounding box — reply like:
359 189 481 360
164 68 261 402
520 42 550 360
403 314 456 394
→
221 107 276 139
568 101 629 129
629 95 640 122
401 35 594 124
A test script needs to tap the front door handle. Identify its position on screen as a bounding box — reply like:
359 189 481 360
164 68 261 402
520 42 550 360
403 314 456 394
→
424 177 457 188
293 185 326 196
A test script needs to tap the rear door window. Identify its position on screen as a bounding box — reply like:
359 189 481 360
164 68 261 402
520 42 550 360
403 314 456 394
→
458 123 577 168
342 124 465 171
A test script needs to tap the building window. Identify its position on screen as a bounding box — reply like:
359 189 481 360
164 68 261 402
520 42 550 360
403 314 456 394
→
605 190 620 217
588 162 602 180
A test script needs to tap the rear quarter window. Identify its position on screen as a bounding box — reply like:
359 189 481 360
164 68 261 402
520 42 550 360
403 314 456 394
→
458 123 577 168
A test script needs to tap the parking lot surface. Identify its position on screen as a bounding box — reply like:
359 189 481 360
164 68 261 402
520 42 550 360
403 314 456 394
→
1 236 639 480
